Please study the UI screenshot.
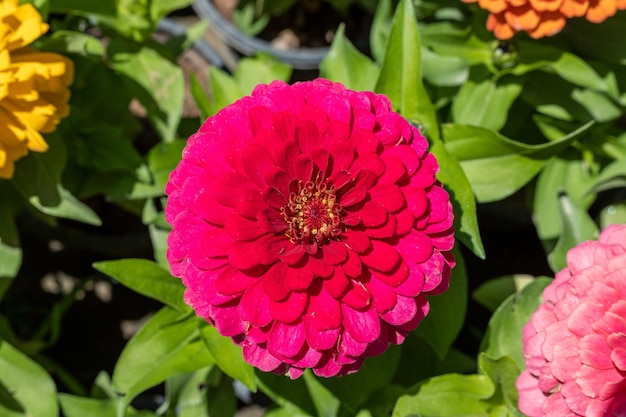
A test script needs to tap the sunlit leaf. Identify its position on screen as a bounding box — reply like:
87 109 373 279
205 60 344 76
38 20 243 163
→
480 277 551 369
416 247 467 357
199 324 256 392
0 341 58 417
320 24 380 91
112 307 213 402
547 192 599 272
93 258 188 312
392 374 494 416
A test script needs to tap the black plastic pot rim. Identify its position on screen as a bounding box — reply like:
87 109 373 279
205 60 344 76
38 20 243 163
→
192 0 329 70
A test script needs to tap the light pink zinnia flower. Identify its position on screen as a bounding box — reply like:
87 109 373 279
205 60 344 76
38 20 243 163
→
165 79 455 378
517 224 626 416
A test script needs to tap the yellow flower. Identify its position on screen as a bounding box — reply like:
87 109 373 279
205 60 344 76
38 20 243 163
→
0 0 73 179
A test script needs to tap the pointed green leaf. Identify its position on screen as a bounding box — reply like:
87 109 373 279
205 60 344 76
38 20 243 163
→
430 140 485 258
320 24 380 91
375 0 439 141
548 192 599 272
0 341 58 417
451 68 523 131
112 307 214 402
199 324 256 392
443 121 594 202
480 277 551 369
108 40 184 142
416 247 467 357
93 259 187 312
392 374 494 416
533 153 595 241
478 355 524 417
473 275 534 312
208 67 244 116
234 53 292 95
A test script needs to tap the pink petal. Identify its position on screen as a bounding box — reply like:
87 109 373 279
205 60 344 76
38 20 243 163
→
240 280 273 328
341 304 380 343
262 262 292 301
579 333 613 369
341 249 363 278
243 342 283 372
380 295 417 326
268 321 306 358
214 266 257 295
363 215 397 239
269 290 308 324
324 267 349 298
341 280 371 310
285 263 315 291
224 215 266 241
322 241 348 264
379 155 408 185
360 240 400 272
211 302 246 337
364 276 397 314
369 184 405 213
342 230 371 253
337 330 368 357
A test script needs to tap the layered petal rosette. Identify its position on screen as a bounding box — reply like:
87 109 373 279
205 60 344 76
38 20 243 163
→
517 224 626 416
464 0 626 39
166 79 455 378
0 0 73 178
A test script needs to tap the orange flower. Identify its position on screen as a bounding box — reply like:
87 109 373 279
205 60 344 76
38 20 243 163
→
465 0 626 39
0 0 73 178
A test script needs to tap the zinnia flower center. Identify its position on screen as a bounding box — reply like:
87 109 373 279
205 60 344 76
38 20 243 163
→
282 177 343 245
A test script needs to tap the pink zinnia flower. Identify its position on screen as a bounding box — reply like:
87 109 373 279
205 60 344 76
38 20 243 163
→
165 79 455 378
517 224 626 416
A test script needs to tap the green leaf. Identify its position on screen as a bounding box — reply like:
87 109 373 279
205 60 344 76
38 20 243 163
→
547 192 599 272
208 67 244 116
572 89 622 122
0 186 21 284
112 307 214 402
420 22 491 67
416 247 467 358
421 47 469 87
10 135 101 225
0 341 58 417
375 0 439 141
40 31 105 58
74 126 143 174
108 40 184 142
587 157 626 194
443 122 594 202
451 68 523 131
59 395 159 417
234 53 292 96
319 346 401 413
521 73 600 122
31 185 102 226
480 277 552 369
256 371 317 416
369 0 393 63
532 153 595 241
472 275 535 312
93 259 187 312
320 24 380 91
198 324 256 392
392 374 494 416
512 42 608 92
564 12 626 65
149 0 194 23
189 73 212 121
49 0 117 16
430 140 485 258
478 355 524 417
302 373 340 417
